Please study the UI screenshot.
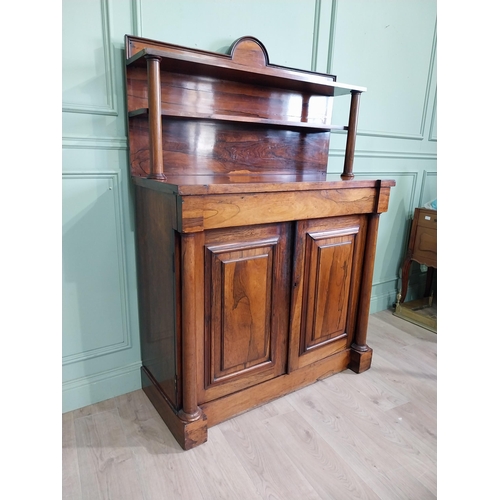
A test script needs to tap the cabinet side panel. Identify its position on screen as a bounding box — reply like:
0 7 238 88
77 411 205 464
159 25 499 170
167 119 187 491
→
135 186 179 408
128 116 150 177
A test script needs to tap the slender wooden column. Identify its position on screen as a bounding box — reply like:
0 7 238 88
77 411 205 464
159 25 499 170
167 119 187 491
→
145 55 165 180
179 233 202 422
352 213 380 351
341 90 361 181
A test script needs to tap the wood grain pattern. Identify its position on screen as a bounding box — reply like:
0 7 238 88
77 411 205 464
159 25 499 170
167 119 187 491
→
214 246 273 372
62 412 82 500
145 55 165 179
219 412 323 500
179 232 203 422
351 213 380 354
115 390 206 498
124 34 369 185
127 68 333 127
126 34 395 451
63 310 436 499
124 35 359 98
141 366 208 450
185 426 264 500
134 186 179 408
290 377 435 499
230 37 268 67
320 375 436 485
289 216 367 371
200 224 290 403
342 91 361 180
128 116 330 178
306 233 354 343
180 188 379 232
260 409 381 499
73 409 145 500
133 174 395 196
201 349 351 427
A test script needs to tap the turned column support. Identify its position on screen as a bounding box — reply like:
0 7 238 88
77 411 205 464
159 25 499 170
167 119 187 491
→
178 233 202 422
145 55 165 180
341 90 362 181
349 212 380 374
352 212 380 351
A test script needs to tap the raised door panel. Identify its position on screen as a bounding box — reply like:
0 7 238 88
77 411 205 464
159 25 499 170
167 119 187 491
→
200 223 291 403
289 216 367 371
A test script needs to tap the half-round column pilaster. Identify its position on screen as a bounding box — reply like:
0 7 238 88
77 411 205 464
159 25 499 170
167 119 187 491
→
353 212 380 351
350 212 380 374
178 233 202 422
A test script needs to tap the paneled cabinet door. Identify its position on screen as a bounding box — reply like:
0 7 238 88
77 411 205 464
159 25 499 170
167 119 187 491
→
288 215 367 371
199 223 291 403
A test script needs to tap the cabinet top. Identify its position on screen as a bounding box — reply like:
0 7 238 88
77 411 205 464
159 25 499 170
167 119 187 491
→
133 174 396 196
125 34 366 97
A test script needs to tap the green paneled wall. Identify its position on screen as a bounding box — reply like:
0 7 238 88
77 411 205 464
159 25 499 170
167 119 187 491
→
62 0 437 412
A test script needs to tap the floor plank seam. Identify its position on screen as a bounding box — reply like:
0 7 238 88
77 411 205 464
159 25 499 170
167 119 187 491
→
62 309 437 500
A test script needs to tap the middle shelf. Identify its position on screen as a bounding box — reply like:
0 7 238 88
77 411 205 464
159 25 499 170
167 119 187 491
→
128 108 348 132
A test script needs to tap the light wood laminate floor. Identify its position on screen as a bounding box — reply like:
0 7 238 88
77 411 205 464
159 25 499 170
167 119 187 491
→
62 309 437 499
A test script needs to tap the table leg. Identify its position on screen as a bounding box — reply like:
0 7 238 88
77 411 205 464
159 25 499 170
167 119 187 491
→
424 266 435 298
400 255 412 303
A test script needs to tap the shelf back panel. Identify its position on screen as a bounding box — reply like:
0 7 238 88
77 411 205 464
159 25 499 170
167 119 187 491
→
129 116 330 178
127 68 334 128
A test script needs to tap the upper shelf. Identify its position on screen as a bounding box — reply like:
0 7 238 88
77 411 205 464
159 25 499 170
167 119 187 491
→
125 35 366 97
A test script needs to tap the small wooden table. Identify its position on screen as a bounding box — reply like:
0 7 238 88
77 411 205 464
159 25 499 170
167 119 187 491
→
395 207 437 332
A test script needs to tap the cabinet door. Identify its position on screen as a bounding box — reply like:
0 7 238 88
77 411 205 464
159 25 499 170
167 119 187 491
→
289 215 367 371
199 223 291 403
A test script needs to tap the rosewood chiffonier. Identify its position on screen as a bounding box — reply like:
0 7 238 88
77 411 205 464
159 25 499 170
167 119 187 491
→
124 34 395 449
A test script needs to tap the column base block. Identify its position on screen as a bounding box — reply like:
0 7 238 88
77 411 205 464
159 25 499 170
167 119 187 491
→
349 345 373 374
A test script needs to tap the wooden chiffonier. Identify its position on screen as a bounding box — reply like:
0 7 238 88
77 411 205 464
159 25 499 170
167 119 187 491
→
124 34 395 449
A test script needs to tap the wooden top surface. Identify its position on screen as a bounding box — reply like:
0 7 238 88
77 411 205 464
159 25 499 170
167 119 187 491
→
125 35 366 97
133 174 395 196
